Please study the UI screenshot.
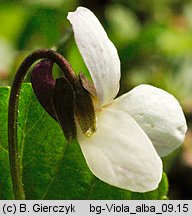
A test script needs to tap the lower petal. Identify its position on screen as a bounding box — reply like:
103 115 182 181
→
111 84 187 157
77 108 162 192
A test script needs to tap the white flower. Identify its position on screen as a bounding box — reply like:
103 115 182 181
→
67 7 187 192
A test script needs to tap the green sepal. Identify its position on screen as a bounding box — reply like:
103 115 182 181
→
73 79 97 137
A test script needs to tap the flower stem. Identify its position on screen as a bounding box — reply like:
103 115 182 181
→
8 49 78 199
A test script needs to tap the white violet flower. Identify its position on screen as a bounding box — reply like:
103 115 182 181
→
67 7 187 193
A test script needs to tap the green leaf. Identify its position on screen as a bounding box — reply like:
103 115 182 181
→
0 83 168 199
0 86 14 199
17 83 65 199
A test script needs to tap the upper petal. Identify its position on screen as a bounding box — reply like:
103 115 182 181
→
111 84 187 157
77 108 162 192
67 7 120 104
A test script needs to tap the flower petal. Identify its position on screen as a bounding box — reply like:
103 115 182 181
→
67 7 120 104
111 84 187 157
77 108 162 192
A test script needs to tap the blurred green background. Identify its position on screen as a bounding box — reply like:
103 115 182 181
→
0 0 192 199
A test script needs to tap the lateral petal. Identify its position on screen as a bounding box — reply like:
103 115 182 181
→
67 7 120 104
77 108 162 192
111 84 187 157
